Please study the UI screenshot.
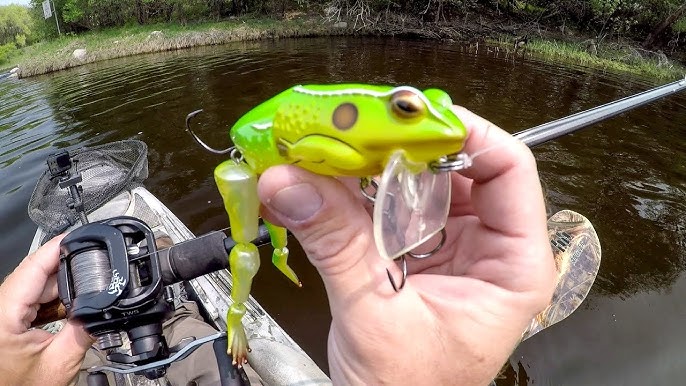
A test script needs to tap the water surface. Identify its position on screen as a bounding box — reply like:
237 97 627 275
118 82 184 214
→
2 37 686 384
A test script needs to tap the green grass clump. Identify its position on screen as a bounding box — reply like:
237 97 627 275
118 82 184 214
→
524 39 686 80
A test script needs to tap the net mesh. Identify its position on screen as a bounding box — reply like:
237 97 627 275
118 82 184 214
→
28 140 148 240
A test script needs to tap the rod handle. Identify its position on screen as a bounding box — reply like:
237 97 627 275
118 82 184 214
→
32 298 67 328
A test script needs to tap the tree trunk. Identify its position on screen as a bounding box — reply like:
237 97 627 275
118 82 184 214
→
643 1 686 49
434 0 443 23
135 0 147 24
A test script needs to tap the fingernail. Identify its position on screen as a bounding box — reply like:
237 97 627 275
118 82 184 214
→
268 183 323 221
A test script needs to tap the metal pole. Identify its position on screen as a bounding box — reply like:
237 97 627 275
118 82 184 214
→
50 0 61 36
514 77 686 147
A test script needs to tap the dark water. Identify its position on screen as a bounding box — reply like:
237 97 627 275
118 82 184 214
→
2 37 686 384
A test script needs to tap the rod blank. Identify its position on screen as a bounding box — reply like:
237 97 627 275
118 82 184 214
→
513 78 686 147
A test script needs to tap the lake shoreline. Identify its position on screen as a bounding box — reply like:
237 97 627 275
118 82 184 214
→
5 14 685 80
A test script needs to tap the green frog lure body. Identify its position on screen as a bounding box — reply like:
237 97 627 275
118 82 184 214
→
189 84 468 366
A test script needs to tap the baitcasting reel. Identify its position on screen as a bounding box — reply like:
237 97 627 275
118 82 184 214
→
56 216 254 386
57 216 177 382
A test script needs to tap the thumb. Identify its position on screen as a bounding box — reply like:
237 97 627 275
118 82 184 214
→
45 320 94 382
258 165 398 302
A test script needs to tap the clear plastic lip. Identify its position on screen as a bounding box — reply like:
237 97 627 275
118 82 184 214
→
373 151 451 261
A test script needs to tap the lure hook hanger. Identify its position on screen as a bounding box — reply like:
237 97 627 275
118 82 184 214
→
185 109 234 155
430 153 473 173
359 177 379 203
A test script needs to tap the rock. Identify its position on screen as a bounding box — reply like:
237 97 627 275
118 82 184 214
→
7 67 18 78
333 22 347 28
148 30 163 40
72 48 87 61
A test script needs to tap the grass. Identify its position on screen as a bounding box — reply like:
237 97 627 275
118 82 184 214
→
2 15 349 78
514 38 686 80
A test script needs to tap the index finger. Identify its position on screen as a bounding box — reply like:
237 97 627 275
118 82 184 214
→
450 106 547 238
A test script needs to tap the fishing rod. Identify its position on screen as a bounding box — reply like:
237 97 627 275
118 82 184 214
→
514 77 686 147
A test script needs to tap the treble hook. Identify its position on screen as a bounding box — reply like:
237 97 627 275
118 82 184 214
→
407 228 447 259
385 228 447 292
386 255 407 292
185 109 233 155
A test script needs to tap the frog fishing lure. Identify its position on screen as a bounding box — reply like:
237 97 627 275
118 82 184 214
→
186 84 468 366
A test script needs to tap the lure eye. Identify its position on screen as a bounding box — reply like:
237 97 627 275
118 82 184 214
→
391 90 426 119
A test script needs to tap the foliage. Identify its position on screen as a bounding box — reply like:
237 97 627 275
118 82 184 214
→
0 5 35 47
5 10 683 79
674 14 686 32
527 0 685 39
0 41 17 64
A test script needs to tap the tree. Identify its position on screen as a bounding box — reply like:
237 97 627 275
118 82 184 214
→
642 1 686 48
0 5 35 47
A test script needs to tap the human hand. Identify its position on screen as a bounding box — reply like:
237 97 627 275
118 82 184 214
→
0 235 93 386
257 106 556 385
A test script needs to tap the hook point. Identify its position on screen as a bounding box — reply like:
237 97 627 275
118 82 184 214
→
386 255 407 293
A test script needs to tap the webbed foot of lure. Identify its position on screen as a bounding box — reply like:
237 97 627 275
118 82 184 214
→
273 247 302 287
226 304 250 366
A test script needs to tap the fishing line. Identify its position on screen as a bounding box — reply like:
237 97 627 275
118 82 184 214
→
72 249 111 295
463 130 522 167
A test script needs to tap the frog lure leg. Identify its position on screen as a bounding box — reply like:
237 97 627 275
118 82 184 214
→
213 154 302 366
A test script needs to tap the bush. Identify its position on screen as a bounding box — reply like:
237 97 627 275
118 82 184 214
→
0 41 16 64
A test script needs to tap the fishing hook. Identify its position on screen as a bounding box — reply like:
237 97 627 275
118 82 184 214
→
407 228 447 259
185 109 234 155
386 228 446 292
362 174 447 292
386 254 407 293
